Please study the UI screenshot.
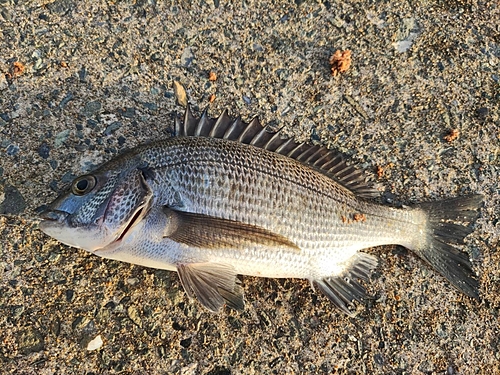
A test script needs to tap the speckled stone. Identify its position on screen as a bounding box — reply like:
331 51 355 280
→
0 185 26 214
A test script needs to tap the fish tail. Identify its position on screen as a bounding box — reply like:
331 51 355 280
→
413 194 483 299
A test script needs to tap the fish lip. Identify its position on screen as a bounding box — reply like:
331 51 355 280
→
39 209 69 223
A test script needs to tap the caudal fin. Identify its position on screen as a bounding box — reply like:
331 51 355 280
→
414 194 483 299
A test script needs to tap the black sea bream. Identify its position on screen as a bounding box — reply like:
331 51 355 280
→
40 106 482 315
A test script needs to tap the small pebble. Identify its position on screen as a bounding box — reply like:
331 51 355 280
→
6 144 19 156
38 142 50 159
59 92 74 109
81 101 102 117
127 305 143 328
86 119 98 129
46 0 75 15
142 102 157 111
78 67 88 82
49 159 58 170
119 107 136 118
0 73 8 91
104 121 122 135
54 129 71 147
242 95 251 105
476 107 489 119
374 353 384 365
17 328 44 355
180 47 194 67
86 335 103 351
61 171 76 183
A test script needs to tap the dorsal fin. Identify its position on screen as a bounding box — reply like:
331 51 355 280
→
175 106 379 199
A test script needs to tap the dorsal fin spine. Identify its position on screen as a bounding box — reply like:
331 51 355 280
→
210 109 231 138
314 152 336 167
297 146 321 163
305 147 326 164
263 130 285 151
274 137 295 154
237 119 259 143
195 107 210 136
287 143 307 159
175 117 183 136
249 126 269 146
183 106 197 136
224 118 243 140
320 155 343 170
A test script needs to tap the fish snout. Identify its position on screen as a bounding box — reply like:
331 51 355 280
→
39 209 69 223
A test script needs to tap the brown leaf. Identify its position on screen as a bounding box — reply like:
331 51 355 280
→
329 50 351 76
173 80 188 107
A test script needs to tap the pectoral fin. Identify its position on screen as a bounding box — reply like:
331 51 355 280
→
177 262 244 312
163 208 300 251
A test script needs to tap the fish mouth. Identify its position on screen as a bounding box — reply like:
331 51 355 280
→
39 209 70 225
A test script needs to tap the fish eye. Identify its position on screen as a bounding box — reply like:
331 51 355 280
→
71 175 96 196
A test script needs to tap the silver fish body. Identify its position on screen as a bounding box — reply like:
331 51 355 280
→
40 107 482 314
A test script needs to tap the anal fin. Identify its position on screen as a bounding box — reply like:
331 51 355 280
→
177 263 244 312
313 252 378 316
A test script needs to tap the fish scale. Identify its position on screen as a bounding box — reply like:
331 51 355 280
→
40 105 483 315
145 138 409 253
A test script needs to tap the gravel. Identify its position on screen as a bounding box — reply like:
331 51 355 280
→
0 0 499 374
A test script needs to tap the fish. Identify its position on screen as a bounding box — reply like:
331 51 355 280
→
39 105 483 315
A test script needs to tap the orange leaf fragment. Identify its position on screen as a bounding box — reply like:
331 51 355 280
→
329 50 351 76
12 61 25 77
444 129 459 143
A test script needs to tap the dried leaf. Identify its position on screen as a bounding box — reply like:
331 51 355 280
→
173 80 188 107
329 50 351 76
444 129 459 143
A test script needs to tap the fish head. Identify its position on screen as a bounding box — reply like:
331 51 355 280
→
40 162 153 252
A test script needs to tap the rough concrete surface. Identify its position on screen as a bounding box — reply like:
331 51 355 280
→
0 0 499 374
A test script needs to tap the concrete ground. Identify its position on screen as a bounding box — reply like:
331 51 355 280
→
0 0 499 374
